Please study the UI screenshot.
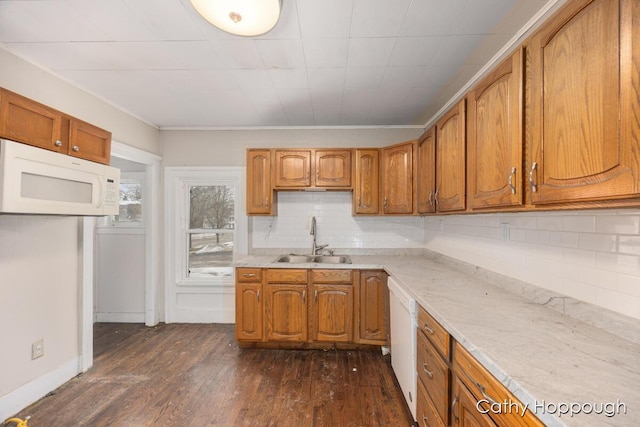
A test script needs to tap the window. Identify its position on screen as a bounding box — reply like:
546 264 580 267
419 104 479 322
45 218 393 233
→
99 173 144 227
165 167 247 287
187 185 235 278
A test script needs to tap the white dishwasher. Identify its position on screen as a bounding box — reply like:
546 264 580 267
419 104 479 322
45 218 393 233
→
388 276 417 421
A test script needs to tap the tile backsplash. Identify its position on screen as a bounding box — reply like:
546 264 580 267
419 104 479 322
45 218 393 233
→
424 209 640 320
251 192 424 250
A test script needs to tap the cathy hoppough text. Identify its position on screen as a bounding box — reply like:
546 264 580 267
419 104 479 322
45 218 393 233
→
476 399 628 418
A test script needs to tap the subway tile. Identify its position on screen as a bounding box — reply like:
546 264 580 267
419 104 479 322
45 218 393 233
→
596 252 640 275
562 215 596 232
578 233 617 252
616 274 640 298
618 235 640 256
536 215 563 231
515 216 537 229
526 229 549 244
548 231 579 248
563 247 597 266
596 215 640 234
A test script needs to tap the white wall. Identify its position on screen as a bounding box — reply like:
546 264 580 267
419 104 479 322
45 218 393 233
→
252 192 424 250
0 215 82 418
424 209 640 321
95 230 146 323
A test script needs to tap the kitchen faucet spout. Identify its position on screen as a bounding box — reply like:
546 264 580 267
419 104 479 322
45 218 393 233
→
310 216 328 255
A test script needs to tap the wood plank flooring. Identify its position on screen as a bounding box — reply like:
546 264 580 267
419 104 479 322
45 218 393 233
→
13 323 414 427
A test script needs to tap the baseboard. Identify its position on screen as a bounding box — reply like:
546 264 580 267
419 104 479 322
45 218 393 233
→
0 357 80 421
94 312 145 323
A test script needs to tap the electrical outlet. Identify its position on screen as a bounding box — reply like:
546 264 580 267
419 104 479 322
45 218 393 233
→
32 339 44 360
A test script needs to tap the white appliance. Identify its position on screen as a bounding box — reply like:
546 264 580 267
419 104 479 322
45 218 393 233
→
388 276 417 420
0 138 120 216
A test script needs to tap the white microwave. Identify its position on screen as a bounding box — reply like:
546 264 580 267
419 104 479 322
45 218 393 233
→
0 138 120 216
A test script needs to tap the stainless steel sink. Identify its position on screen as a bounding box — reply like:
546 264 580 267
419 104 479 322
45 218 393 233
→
274 254 352 264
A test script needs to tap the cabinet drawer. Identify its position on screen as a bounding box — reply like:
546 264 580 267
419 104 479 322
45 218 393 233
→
266 269 308 283
236 268 262 282
417 305 450 360
312 269 352 283
416 378 446 427
454 342 544 427
417 330 449 425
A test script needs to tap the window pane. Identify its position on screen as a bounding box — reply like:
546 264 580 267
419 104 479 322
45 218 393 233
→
188 232 234 277
189 186 235 230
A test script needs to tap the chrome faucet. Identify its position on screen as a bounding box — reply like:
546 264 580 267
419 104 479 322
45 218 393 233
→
310 216 329 255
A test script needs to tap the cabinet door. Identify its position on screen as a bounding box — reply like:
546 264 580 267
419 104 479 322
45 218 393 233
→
309 284 353 342
315 149 352 187
68 118 111 164
246 150 275 215
417 127 436 214
382 142 415 214
0 88 64 152
265 284 308 342
451 375 497 427
235 283 263 341
354 149 380 214
468 49 523 209
274 150 311 188
358 271 388 344
529 0 640 203
417 379 446 427
436 100 466 212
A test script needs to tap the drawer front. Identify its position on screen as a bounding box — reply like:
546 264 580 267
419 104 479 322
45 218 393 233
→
312 269 352 283
454 342 544 427
417 305 450 360
236 268 262 282
417 331 449 425
416 378 446 427
266 269 308 283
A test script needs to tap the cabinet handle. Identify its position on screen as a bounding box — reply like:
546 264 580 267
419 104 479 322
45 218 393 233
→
421 414 428 427
428 191 433 207
452 396 459 424
302 290 306 302
242 273 256 278
316 170 319 181
422 362 433 378
508 166 516 194
256 290 260 302
72 145 80 152
314 290 318 302
434 187 440 206
383 197 387 212
529 161 538 193
476 382 499 406
423 323 434 334
54 140 63 147
265 198 269 209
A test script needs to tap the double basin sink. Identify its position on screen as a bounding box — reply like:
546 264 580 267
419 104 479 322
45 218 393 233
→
274 254 352 264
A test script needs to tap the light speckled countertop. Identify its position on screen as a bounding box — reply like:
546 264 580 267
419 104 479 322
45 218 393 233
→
235 253 640 426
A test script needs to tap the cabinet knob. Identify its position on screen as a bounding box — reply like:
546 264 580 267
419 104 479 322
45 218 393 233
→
54 140 63 147
72 145 80 152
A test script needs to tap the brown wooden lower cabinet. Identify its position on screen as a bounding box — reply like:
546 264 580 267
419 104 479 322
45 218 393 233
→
235 267 387 347
452 374 498 427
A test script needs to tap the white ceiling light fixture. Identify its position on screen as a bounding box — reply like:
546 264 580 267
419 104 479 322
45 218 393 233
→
190 0 282 37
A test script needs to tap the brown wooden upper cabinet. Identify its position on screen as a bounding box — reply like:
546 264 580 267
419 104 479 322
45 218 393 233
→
435 100 466 212
467 48 523 210
381 141 416 214
0 88 112 165
353 149 380 215
417 127 436 214
528 0 640 204
274 149 352 189
246 149 276 215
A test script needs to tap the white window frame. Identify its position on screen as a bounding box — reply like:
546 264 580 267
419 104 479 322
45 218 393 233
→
165 167 247 288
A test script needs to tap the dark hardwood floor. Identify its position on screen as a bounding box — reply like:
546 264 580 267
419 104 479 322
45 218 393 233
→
13 323 414 427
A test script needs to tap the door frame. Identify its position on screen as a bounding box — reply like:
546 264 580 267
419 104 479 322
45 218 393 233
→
80 141 162 371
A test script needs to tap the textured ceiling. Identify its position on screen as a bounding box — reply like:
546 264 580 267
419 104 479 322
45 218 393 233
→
0 0 551 129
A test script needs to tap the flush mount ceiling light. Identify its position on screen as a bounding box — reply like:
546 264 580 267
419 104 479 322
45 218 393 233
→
190 0 282 37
